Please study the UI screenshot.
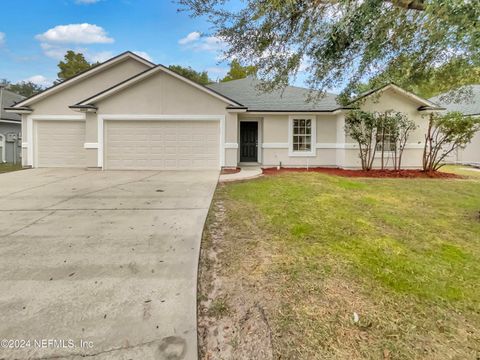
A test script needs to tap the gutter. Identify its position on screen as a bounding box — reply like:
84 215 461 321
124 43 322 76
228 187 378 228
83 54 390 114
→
4 106 33 114
69 104 98 113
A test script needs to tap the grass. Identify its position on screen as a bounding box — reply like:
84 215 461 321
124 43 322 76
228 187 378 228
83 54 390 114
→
207 298 230 318
441 164 480 179
0 163 23 173
202 172 480 359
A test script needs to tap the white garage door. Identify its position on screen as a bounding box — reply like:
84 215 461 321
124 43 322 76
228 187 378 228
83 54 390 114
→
36 121 86 168
105 120 220 170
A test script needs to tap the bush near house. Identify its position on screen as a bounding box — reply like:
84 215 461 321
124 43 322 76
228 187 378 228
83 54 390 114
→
345 110 480 172
345 110 417 171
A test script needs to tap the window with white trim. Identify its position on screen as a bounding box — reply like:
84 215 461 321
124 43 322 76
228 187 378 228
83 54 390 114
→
376 133 396 152
292 118 312 152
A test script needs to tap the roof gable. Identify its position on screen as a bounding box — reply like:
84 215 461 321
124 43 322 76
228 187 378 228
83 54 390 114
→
11 51 155 108
75 65 242 107
350 83 443 110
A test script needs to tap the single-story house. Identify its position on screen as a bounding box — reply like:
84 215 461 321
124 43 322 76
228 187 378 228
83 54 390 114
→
6 51 444 170
0 86 23 164
429 85 480 165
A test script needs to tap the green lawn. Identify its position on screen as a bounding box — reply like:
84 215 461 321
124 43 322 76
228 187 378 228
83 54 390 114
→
441 164 480 179
0 163 23 173
200 172 480 359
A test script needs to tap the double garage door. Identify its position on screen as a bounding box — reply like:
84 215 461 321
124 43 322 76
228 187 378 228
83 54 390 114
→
35 120 220 170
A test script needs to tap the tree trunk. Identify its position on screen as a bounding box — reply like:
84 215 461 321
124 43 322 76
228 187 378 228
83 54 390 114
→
381 124 385 170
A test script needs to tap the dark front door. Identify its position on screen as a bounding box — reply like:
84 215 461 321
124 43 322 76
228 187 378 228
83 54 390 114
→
240 122 258 162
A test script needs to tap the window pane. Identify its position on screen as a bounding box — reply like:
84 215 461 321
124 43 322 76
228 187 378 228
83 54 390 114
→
292 118 314 152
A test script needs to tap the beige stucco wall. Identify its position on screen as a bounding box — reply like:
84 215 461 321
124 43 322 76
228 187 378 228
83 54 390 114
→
455 130 479 163
225 113 238 143
343 148 425 169
96 71 228 116
21 114 28 166
317 115 337 143
262 115 288 143
359 87 428 144
85 112 98 166
259 114 338 144
263 149 337 167
30 59 150 115
225 148 238 167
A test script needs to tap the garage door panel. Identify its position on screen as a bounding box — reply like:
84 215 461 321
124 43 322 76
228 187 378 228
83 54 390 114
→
36 121 86 168
105 120 220 170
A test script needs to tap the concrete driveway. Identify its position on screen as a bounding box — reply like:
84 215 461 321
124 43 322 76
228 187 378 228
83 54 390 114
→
0 168 218 360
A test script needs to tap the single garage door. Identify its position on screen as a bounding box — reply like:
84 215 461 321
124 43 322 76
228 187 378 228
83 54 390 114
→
105 120 220 170
36 121 86 167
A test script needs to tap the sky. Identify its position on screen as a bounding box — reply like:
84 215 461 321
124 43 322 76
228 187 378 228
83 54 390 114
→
0 0 241 87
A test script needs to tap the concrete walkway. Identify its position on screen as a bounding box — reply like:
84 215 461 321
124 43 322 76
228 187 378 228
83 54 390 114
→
0 168 218 360
219 167 263 182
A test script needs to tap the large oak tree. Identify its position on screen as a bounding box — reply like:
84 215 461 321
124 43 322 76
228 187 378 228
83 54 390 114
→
178 0 479 101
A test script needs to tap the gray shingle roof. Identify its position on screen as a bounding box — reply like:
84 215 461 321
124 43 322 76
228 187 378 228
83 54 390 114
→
0 87 24 121
429 85 480 116
206 77 342 111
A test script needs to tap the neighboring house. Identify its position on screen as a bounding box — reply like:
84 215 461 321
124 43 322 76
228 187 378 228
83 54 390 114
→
6 51 443 170
429 85 480 165
0 86 23 164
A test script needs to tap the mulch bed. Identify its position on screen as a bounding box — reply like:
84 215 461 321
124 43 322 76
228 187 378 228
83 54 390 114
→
262 167 462 179
221 167 241 175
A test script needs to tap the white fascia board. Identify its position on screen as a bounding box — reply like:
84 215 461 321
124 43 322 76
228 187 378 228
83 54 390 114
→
5 109 32 114
0 119 21 124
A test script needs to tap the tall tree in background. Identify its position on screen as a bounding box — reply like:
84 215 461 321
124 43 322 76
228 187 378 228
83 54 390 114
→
168 65 212 85
346 57 480 102
178 0 479 100
57 51 94 82
220 59 256 82
0 79 44 97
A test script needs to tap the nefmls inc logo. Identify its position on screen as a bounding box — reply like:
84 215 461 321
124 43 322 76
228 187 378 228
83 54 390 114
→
35 339 75 348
